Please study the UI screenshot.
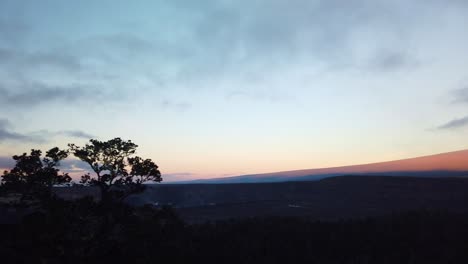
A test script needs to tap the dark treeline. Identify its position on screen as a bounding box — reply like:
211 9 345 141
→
1 200 468 264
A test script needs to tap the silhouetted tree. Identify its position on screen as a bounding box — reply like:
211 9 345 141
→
68 138 161 203
1 147 71 202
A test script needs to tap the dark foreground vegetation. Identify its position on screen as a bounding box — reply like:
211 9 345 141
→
1 200 468 264
131 176 468 222
2 138 468 263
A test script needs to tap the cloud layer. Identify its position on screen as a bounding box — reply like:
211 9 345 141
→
2 0 454 111
1 1 468 178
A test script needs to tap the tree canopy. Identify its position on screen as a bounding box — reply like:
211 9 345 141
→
1 147 71 201
68 137 161 202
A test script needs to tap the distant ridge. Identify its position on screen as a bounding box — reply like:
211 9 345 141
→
186 149 468 183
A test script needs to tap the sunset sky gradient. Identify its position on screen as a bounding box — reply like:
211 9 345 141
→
1 1 468 181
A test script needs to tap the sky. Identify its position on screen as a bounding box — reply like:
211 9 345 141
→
1 0 468 181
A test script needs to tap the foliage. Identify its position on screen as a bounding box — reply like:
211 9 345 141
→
68 138 162 202
0 147 71 202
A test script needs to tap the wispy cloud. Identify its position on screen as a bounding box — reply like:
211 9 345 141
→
27 130 95 142
437 116 468 130
0 118 39 142
59 130 94 139
0 118 94 143
0 128 32 142
438 86 468 130
0 83 93 107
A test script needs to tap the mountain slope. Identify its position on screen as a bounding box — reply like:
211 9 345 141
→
189 149 468 183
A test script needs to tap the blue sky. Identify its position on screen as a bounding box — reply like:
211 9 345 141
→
1 0 468 181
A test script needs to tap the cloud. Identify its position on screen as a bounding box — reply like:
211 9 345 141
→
226 89 292 103
0 118 39 142
59 130 94 139
438 86 468 130
58 159 91 173
0 50 114 110
0 118 94 143
369 51 418 72
437 116 468 130
0 48 81 71
0 128 31 142
0 40 124 110
0 118 11 128
27 129 95 142
0 83 93 107
1 0 468 151
78 33 155 55
451 87 468 104
161 100 191 111
173 0 419 72
2 0 453 110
